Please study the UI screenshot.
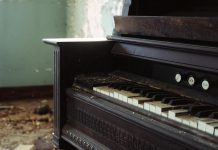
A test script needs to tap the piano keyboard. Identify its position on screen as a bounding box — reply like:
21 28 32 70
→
93 82 218 137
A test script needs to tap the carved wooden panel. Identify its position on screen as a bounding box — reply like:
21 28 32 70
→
65 92 194 150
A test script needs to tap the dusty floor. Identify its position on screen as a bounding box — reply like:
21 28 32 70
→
0 98 55 150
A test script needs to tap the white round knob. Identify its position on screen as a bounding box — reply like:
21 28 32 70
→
175 74 182 83
188 76 195 86
202 80 209 90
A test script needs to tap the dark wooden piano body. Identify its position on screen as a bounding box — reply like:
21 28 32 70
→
43 0 218 149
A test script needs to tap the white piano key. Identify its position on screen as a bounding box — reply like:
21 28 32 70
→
205 122 218 135
156 103 173 114
198 118 217 132
177 116 207 129
189 117 204 128
155 103 185 115
118 91 126 101
93 87 98 91
100 86 117 97
119 91 140 102
109 92 114 97
175 115 197 124
181 116 192 126
138 103 144 109
175 115 194 126
174 117 183 123
190 121 198 128
94 86 109 94
144 101 155 111
102 90 110 96
215 128 218 137
149 101 161 113
132 97 152 107
105 88 118 97
175 113 199 124
96 86 106 91
162 112 168 117
114 91 121 99
122 95 128 102
168 109 188 120
93 86 103 92
127 98 133 104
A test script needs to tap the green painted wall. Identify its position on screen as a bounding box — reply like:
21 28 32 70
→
0 0 130 87
0 0 66 87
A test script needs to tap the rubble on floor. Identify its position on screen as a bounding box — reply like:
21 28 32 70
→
0 98 55 150
14 144 34 150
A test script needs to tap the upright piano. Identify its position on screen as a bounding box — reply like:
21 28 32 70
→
43 0 218 149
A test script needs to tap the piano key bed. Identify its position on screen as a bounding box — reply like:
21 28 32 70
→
74 72 218 137
93 83 218 136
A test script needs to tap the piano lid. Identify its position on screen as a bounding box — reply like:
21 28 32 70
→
114 0 218 43
114 16 218 43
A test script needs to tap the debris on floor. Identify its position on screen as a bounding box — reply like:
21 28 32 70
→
34 137 54 150
14 144 34 150
0 98 55 150
34 100 52 115
0 105 14 110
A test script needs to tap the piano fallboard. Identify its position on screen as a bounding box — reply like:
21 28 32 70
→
109 36 218 73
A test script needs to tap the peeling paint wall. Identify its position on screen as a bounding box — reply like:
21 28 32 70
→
66 0 131 37
0 0 129 87
0 0 66 87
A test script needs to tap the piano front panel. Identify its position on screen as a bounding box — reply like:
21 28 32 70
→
65 90 187 150
63 87 218 150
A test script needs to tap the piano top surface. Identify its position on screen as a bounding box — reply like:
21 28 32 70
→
42 38 108 46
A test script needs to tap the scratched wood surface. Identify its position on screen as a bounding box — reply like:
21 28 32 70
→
114 16 218 42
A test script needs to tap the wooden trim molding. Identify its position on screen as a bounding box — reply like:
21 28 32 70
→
0 85 53 100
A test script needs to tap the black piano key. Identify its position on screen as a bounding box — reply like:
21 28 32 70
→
126 85 150 91
140 89 158 95
161 97 182 103
108 82 117 87
122 85 147 91
117 85 127 90
131 88 144 93
113 84 135 90
195 109 218 118
126 86 142 91
131 87 153 93
169 99 194 106
145 91 170 98
109 82 133 87
188 105 214 114
88 82 109 88
108 82 123 88
152 93 177 100
209 112 218 119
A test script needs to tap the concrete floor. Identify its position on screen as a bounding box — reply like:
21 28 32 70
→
0 98 55 150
